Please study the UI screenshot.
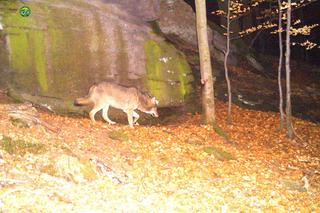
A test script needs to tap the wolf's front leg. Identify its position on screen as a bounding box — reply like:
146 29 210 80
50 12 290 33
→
125 110 134 128
102 105 116 125
132 111 140 125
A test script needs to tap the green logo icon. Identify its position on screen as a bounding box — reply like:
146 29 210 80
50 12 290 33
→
19 6 31 17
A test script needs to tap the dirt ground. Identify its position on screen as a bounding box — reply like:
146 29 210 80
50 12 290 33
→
0 99 319 212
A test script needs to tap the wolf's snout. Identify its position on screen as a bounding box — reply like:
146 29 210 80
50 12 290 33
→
152 111 159 117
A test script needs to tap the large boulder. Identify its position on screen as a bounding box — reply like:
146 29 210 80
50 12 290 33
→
0 0 194 115
157 0 254 67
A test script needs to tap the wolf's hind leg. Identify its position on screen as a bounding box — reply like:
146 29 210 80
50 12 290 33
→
133 111 140 125
102 105 116 124
89 103 104 123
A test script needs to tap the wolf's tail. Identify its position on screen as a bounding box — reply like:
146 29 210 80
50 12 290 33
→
74 84 97 106
74 96 92 106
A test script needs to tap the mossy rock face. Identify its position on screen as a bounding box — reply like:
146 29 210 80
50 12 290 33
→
0 0 194 115
144 39 194 106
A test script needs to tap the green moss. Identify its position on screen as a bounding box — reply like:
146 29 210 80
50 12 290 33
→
279 179 307 192
46 6 94 97
32 30 48 93
144 39 194 105
1 135 46 156
1 0 195 110
2 1 37 29
48 27 69 92
177 54 193 97
80 160 98 181
7 88 87 116
3 2 48 93
108 130 129 142
116 26 129 82
203 145 235 161
144 39 164 102
144 40 162 80
10 118 30 128
90 12 105 76
212 122 231 143
6 29 33 73
148 21 163 36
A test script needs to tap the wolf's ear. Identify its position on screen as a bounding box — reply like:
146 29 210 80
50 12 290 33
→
152 97 159 105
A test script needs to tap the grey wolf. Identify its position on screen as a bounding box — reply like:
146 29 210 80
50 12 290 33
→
74 81 159 127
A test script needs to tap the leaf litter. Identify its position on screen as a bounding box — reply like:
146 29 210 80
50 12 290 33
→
0 101 319 212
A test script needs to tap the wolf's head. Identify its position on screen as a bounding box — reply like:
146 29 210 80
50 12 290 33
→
138 95 159 117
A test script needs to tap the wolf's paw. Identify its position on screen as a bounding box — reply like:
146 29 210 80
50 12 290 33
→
134 122 140 126
108 121 116 125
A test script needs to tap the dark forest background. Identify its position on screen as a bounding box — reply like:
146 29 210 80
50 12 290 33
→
185 0 320 66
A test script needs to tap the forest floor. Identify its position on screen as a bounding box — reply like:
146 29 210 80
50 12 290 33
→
0 98 319 212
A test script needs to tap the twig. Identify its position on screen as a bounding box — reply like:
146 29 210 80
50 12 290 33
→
249 30 263 49
90 158 126 184
0 179 29 187
8 111 59 133
290 122 304 144
0 188 31 200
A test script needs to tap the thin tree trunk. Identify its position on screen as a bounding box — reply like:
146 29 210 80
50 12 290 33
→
285 0 295 139
224 0 232 124
195 0 216 123
278 0 285 129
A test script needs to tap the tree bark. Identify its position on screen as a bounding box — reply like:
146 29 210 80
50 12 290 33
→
277 0 285 129
224 0 232 124
195 0 216 123
285 0 295 139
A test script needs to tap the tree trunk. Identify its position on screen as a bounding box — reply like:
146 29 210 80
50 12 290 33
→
195 0 216 123
224 0 232 124
285 0 295 139
278 0 285 129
